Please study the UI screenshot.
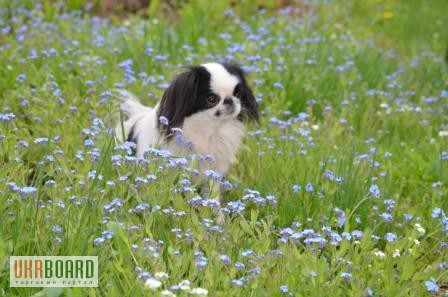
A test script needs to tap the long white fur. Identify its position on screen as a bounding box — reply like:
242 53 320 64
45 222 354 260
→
115 90 159 156
168 113 244 173
115 63 245 174
202 62 239 96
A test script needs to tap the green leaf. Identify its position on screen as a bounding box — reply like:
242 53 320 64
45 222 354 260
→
31 287 64 297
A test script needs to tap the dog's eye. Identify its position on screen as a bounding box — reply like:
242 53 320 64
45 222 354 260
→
207 94 218 105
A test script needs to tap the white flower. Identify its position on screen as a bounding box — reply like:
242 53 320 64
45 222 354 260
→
439 130 448 137
190 288 208 295
414 239 420 246
179 280 191 291
155 272 169 279
161 290 176 297
414 223 425 235
311 125 319 130
145 277 162 290
392 249 401 258
374 251 385 259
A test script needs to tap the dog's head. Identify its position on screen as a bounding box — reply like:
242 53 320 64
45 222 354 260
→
157 62 259 137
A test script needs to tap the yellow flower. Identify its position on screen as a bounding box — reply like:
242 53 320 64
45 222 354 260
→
383 11 394 19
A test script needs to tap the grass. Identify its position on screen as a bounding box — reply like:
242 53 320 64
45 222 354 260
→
0 0 448 296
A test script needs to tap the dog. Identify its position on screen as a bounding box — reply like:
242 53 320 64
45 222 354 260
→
115 62 259 175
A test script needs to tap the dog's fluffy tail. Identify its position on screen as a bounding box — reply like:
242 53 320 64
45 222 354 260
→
113 90 153 143
114 89 152 118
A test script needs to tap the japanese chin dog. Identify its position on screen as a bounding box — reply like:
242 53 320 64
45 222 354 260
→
115 62 259 175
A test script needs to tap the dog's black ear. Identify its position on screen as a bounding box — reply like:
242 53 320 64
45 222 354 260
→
223 63 259 123
238 78 259 123
157 66 204 137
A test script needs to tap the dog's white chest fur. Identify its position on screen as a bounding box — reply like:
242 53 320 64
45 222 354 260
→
167 113 245 173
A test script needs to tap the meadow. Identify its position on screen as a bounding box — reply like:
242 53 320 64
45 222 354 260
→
0 0 448 296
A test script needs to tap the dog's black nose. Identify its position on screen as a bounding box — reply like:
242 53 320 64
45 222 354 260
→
223 97 233 106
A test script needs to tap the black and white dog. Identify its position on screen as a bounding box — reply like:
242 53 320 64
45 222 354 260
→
115 62 259 175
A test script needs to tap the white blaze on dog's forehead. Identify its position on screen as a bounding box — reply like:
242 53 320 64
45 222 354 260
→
201 63 239 95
